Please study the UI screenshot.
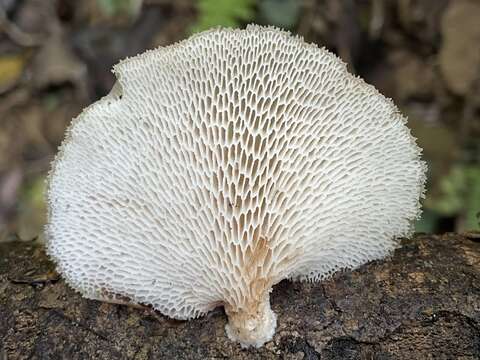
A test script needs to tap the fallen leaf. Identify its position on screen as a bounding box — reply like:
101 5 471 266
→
0 54 25 91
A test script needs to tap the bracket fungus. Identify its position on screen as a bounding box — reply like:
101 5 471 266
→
46 25 427 348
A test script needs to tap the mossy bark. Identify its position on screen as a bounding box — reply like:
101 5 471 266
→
1 233 479 359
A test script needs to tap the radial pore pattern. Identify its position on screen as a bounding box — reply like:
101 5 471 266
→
46 25 426 335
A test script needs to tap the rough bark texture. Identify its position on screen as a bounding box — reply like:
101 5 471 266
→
1 233 479 359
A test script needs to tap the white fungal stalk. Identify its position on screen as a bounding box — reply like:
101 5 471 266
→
225 292 277 348
46 25 426 348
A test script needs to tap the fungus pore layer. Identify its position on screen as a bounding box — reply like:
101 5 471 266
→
46 25 427 348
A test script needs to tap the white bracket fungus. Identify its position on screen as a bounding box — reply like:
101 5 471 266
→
46 25 427 348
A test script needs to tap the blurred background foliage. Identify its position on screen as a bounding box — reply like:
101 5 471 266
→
190 0 256 33
0 0 479 244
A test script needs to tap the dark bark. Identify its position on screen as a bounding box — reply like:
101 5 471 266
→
1 233 479 359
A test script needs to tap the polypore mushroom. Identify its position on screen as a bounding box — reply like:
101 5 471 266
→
46 25 426 348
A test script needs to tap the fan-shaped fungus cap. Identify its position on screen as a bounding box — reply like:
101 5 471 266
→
46 25 426 348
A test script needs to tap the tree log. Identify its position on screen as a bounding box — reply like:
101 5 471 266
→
1 233 479 359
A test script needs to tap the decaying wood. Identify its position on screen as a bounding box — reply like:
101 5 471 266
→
1 233 479 359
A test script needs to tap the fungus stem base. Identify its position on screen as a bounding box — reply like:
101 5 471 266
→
225 296 277 348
